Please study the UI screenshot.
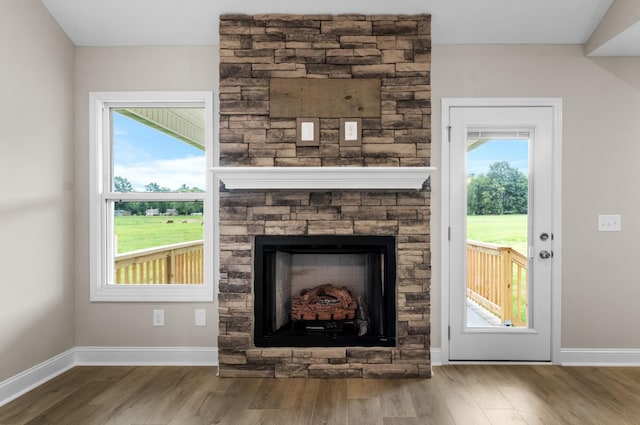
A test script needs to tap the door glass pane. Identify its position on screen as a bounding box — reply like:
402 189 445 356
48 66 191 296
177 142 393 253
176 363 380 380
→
466 131 529 328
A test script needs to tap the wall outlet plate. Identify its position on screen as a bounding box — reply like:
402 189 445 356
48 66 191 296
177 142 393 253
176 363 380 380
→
153 309 165 326
598 214 621 232
339 118 362 146
195 309 206 327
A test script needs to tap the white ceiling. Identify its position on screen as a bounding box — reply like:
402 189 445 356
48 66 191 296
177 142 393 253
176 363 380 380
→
40 0 638 55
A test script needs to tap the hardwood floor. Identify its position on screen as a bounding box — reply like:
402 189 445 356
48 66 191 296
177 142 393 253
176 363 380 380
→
2 365 640 424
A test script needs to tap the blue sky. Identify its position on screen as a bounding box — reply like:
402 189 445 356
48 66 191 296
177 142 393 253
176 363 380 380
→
113 112 205 192
467 139 529 176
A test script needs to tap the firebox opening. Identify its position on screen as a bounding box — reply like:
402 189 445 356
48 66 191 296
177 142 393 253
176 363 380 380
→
254 235 396 347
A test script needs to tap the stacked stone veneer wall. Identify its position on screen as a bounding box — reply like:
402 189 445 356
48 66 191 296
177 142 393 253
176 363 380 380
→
218 14 431 378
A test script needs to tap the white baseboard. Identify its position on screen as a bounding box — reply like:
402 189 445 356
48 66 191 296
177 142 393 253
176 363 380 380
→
74 346 218 366
430 348 443 366
0 346 218 407
430 347 640 366
0 349 76 407
559 348 640 366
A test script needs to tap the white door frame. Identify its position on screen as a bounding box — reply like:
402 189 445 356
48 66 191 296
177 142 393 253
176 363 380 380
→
440 98 563 364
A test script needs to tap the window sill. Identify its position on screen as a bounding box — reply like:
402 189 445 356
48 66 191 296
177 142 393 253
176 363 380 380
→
90 285 213 302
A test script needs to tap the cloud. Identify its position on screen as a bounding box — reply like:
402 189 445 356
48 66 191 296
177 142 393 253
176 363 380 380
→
114 155 206 191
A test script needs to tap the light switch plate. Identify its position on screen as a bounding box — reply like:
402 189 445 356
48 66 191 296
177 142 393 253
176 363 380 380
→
598 214 621 232
301 122 315 141
296 118 319 146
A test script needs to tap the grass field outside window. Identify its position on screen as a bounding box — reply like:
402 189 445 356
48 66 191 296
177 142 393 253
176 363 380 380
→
114 215 203 253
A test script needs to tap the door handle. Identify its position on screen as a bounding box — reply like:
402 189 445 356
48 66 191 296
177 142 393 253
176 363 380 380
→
539 250 553 259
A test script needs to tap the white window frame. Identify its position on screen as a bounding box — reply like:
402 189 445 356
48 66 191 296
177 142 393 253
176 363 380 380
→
89 91 214 302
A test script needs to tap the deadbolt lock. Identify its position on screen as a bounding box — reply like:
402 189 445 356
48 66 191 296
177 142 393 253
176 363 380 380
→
540 233 549 241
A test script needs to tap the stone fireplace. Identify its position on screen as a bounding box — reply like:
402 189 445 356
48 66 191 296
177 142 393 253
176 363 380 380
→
254 234 397 348
217 13 431 378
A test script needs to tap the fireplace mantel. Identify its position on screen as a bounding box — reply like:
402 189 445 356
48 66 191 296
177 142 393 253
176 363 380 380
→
210 166 435 190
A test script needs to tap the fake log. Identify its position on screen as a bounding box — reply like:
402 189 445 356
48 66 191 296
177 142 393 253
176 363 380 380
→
291 284 358 321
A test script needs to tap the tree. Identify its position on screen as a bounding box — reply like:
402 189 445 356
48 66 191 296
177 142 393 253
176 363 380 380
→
468 175 503 215
112 181 204 216
144 182 170 192
467 161 528 215
114 176 133 192
177 184 204 193
486 161 528 214
113 176 134 213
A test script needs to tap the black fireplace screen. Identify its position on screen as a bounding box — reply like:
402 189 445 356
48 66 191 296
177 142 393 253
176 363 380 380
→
254 235 396 347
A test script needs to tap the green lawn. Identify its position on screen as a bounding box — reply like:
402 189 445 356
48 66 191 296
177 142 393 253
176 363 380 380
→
114 215 203 253
467 214 528 255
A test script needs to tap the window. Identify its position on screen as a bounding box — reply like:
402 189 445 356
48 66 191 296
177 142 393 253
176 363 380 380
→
90 92 214 301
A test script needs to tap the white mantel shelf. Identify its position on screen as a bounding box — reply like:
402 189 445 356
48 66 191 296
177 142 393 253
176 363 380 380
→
210 166 435 190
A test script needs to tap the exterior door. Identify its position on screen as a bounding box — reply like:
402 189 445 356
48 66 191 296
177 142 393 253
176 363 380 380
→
448 105 556 361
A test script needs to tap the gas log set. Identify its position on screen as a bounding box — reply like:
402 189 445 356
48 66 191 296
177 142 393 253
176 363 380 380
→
291 284 368 336
291 284 357 321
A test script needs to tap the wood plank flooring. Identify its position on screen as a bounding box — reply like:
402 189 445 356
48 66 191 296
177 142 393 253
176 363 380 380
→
2 365 640 424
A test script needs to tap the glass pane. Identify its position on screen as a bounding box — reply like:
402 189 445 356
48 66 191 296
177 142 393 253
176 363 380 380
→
111 108 205 193
112 201 204 285
466 136 529 328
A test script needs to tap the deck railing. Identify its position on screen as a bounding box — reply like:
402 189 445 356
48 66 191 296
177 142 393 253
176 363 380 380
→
114 240 204 284
466 240 528 326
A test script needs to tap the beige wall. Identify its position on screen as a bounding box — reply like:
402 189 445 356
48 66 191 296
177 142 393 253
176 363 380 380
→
72 44 640 353
73 46 218 347
431 44 640 350
0 0 75 381
5 15 640 382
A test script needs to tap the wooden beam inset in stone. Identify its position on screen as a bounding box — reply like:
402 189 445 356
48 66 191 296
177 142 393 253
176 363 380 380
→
270 78 381 118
